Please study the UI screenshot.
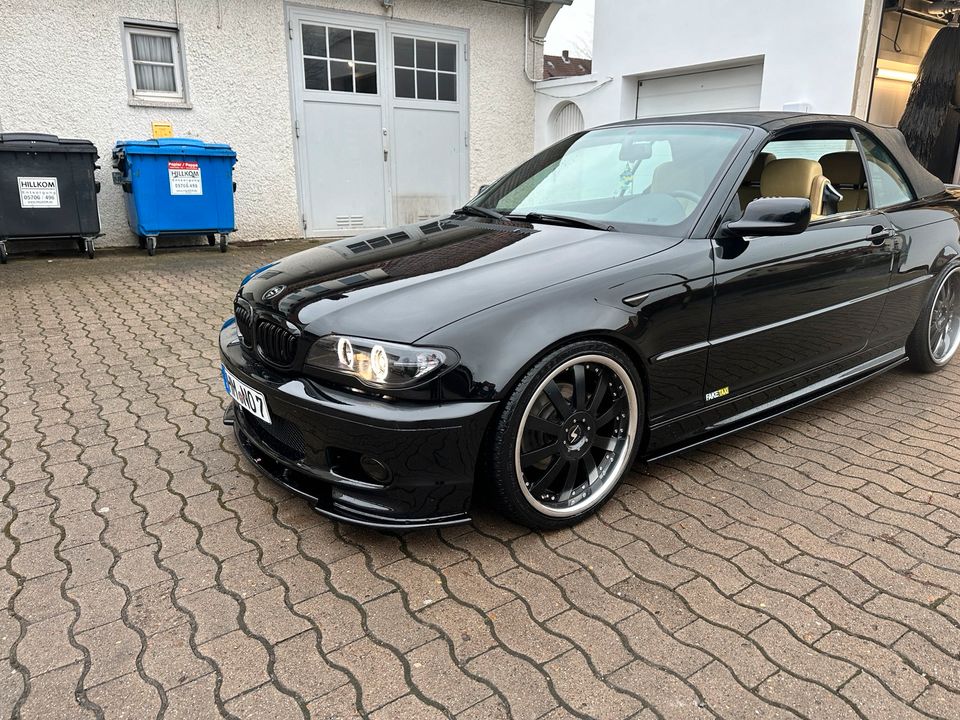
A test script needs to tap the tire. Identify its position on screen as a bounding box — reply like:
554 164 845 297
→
207 234 217 246
146 236 157 257
907 264 960 373
0 243 7 265
219 234 228 253
487 340 644 530
85 238 95 260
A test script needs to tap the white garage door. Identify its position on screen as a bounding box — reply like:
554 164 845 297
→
635 63 763 119
288 7 469 236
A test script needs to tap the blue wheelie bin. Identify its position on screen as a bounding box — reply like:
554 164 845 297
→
112 138 237 256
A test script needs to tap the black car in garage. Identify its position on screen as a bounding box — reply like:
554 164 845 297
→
220 112 960 530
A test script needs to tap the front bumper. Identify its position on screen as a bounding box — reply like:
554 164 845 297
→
219 321 497 529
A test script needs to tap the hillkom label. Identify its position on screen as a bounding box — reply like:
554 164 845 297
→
18 177 60 208
168 160 202 195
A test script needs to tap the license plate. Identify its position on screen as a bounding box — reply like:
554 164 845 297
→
222 365 272 424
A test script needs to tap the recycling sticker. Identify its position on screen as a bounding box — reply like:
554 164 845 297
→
168 161 203 195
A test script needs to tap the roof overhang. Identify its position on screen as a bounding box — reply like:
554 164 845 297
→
478 0 573 40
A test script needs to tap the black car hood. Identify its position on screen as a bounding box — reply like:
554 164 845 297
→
239 217 680 342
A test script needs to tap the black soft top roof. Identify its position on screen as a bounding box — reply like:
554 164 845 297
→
603 112 946 200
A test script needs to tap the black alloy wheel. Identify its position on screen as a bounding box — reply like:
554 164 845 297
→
489 341 642 529
909 265 960 372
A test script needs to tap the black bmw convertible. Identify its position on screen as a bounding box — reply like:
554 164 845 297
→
220 112 960 530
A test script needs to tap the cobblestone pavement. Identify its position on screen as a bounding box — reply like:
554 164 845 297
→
2 241 960 720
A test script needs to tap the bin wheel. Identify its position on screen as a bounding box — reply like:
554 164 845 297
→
0 243 7 265
146 236 158 257
138 236 146 249
85 238 95 260
207 234 216 246
219 234 228 253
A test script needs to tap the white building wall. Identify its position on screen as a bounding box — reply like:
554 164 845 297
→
536 0 872 150
0 0 535 246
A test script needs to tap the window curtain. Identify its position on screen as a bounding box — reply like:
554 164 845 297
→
131 33 176 92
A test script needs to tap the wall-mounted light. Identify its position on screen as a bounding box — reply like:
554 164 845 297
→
876 67 919 82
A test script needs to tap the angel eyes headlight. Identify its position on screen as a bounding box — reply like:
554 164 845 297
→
305 335 458 389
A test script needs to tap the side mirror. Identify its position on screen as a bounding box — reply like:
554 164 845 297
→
724 197 811 238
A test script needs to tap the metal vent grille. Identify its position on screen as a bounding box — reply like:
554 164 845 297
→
336 215 364 229
234 303 253 346
256 319 298 366
346 230 411 254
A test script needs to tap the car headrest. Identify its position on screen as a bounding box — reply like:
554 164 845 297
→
819 152 866 187
744 152 776 183
761 158 824 199
651 161 708 194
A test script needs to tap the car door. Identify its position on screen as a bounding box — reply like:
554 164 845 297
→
705 132 896 402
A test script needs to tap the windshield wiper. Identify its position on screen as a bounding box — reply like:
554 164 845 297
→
510 212 615 232
453 204 507 221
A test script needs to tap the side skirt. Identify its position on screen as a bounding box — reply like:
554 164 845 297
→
642 348 907 463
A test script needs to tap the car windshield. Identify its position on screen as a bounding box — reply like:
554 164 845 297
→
473 124 748 234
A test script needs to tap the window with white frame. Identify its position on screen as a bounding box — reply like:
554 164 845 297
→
123 23 186 102
393 37 457 102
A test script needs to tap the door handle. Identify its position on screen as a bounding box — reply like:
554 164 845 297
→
866 226 895 245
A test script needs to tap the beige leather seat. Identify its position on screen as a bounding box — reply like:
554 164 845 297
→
819 152 869 213
760 158 829 218
649 160 710 215
650 160 710 195
738 152 775 210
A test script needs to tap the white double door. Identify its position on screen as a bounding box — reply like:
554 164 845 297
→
288 7 469 236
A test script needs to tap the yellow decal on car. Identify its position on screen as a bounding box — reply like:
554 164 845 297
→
705 386 730 402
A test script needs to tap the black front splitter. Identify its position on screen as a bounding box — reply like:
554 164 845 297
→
225 404 472 531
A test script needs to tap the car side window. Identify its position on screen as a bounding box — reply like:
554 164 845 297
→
854 131 915 208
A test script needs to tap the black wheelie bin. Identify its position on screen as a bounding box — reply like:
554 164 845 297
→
0 133 101 264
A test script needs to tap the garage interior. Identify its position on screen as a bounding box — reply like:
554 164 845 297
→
869 0 960 182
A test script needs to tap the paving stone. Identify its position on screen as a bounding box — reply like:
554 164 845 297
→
328 636 408 713
750 620 856 690
224 681 304 720
363 591 438 653
466 647 556 720
675 618 776 688
816 630 928 702
198 629 270 700
405 638 491 713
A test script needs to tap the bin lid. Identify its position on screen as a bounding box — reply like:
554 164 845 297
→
0 133 98 154
113 137 236 158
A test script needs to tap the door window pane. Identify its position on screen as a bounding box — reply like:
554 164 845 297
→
304 58 328 90
329 28 352 59
437 72 456 101
393 36 457 102
416 70 436 100
330 60 354 92
354 31 376 62
415 39 436 69
437 42 457 72
395 68 415 98
855 131 915 208
302 24 327 57
394 37 414 67
356 63 378 94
